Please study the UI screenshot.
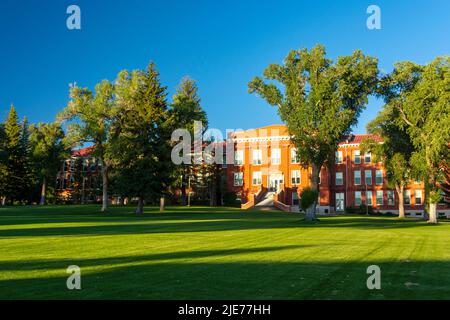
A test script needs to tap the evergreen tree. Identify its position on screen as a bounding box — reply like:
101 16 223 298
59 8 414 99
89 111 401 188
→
112 62 174 214
169 77 208 204
0 123 7 205
3 106 26 204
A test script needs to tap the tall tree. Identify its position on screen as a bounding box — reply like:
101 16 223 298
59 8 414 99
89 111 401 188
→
0 123 6 205
18 117 34 203
248 45 378 220
379 57 450 223
112 62 174 214
3 106 32 204
29 122 69 205
58 80 115 212
169 77 208 204
362 105 415 218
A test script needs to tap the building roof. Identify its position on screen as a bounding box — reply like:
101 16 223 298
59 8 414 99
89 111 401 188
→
339 134 382 145
71 146 95 157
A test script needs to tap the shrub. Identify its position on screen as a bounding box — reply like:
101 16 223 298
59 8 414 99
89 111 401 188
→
223 192 238 207
300 188 318 211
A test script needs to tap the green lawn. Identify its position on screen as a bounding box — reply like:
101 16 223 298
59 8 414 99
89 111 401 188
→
0 205 449 299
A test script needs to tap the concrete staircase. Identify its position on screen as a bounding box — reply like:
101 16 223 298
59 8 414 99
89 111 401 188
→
253 192 276 210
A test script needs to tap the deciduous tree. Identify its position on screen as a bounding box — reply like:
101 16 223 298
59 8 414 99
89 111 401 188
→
379 57 450 223
248 45 378 220
58 80 115 212
362 104 415 218
29 122 69 205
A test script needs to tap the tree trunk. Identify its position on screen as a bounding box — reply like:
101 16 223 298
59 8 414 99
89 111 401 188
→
305 163 320 221
160 197 165 212
428 202 437 224
1 197 5 206
396 185 405 219
101 164 108 212
135 197 144 214
39 177 47 206
423 182 430 220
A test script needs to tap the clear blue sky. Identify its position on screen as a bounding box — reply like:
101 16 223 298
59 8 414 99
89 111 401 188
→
1 0 449 134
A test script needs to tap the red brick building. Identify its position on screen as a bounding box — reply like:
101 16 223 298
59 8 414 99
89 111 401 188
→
55 146 102 203
227 125 450 217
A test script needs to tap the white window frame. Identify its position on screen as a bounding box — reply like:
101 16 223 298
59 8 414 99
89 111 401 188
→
271 148 281 165
387 190 395 206
335 151 343 164
366 190 373 206
414 190 422 205
234 150 244 166
376 170 383 185
376 190 383 206
355 191 362 206
403 190 411 205
291 148 299 164
364 152 372 163
252 171 262 185
335 172 343 186
291 170 301 185
336 193 345 211
233 172 243 186
252 149 262 165
365 170 372 185
354 170 361 185
354 150 361 164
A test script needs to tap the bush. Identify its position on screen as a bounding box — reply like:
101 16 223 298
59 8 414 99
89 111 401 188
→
345 207 357 214
300 188 318 211
345 205 375 215
223 192 238 207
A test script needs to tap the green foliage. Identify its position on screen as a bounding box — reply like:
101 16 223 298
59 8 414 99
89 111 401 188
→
29 122 69 204
379 57 450 209
249 45 378 219
249 45 378 174
168 77 212 203
300 188 318 211
223 191 238 207
58 79 115 210
1 106 34 204
111 62 175 210
169 77 208 133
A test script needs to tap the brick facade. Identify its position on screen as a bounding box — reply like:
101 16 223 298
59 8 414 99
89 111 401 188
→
227 125 450 216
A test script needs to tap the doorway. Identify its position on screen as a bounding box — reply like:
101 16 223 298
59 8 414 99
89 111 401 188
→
269 174 283 192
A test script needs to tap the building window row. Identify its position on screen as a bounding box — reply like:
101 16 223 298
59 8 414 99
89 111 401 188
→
336 170 384 186
234 148 302 166
353 189 422 207
336 150 372 164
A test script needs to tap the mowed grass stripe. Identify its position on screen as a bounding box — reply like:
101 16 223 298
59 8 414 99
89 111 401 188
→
0 205 449 299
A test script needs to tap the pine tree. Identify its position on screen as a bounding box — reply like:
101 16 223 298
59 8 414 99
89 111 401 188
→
169 77 208 204
3 106 23 204
113 62 174 214
0 123 7 205
17 117 34 203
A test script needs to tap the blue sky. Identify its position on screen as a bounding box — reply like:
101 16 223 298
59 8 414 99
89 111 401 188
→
0 0 449 134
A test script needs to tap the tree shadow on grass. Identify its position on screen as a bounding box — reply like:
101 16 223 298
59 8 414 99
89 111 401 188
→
1 257 449 300
0 215 442 238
